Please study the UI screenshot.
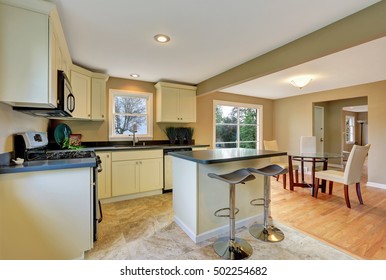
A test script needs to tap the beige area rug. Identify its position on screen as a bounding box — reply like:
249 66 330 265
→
85 192 356 260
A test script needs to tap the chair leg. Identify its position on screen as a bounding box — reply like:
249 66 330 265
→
276 175 279 181
314 178 319 198
283 174 286 189
344 185 351 208
328 181 333 195
295 170 299 183
356 182 364 205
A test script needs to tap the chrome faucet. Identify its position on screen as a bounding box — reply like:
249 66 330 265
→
131 123 138 146
132 130 137 146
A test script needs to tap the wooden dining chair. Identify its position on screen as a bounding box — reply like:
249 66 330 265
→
263 140 298 189
314 144 370 208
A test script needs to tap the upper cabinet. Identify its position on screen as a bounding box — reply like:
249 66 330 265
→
155 82 197 123
0 1 72 108
70 64 109 120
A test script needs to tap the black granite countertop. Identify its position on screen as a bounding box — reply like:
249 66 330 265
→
93 144 209 152
168 148 287 164
0 158 96 174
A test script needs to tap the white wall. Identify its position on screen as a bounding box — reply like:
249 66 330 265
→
0 103 49 153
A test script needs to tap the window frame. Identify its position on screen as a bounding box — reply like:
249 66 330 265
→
108 89 153 141
213 100 263 149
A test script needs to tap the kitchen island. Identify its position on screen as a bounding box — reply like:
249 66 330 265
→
169 148 286 243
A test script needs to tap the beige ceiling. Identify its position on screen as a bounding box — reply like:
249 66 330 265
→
48 0 384 99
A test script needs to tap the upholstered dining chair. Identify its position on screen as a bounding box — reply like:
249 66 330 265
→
263 140 298 189
300 136 317 153
314 144 370 208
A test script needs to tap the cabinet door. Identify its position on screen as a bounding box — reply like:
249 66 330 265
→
178 89 196 122
158 87 179 122
91 77 106 120
112 160 138 196
0 4 53 106
70 70 91 119
139 158 163 192
97 152 111 199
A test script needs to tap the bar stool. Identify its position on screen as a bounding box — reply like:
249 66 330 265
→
208 168 255 260
248 164 287 242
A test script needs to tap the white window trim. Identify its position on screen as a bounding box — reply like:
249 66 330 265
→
108 89 153 141
213 100 263 149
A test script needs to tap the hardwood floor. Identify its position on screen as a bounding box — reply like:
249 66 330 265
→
271 171 386 260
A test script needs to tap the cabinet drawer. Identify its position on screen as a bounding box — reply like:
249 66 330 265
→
112 149 163 161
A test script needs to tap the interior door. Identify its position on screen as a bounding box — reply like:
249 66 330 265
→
313 106 324 153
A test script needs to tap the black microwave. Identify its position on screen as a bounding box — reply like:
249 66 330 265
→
13 70 76 118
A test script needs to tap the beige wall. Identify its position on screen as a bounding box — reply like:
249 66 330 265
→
59 78 274 147
195 91 274 148
0 103 49 153
55 77 178 142
273 80 386 185
314 97 367 164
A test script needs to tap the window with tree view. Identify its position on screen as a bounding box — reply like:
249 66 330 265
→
215 101 261 149
109 90 153 139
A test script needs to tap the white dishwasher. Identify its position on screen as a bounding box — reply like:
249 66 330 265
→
163 147 192 191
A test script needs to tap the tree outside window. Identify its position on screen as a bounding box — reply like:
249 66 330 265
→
109 90 153 140
214 101 261 149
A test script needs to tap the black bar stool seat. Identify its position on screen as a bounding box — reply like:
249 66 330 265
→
208 168 255 260
248 164 287 242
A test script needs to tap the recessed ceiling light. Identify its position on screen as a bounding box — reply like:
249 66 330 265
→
130 74 140 78
154 34 170 43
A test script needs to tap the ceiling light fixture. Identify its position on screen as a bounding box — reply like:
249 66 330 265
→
130 74 140 78
290 77 312 89
154 34 170 43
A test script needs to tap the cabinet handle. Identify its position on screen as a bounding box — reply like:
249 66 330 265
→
106 155 109 158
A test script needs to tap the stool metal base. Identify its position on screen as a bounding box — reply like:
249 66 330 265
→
213 237 253 260
249 224 285 242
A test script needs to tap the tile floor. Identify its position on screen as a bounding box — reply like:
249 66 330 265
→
85 192 355 260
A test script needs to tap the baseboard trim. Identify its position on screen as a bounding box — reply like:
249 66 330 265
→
366 181 386 190
174 214 262 243
100 190 163 204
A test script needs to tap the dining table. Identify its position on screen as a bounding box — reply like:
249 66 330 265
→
287 152 343 196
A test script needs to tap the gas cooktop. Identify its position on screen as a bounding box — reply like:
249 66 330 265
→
25 149 96 161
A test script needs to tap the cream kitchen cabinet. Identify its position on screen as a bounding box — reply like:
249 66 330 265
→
70 65 91 119
155 82 197 123
0 167 93 259
91 74 108 120
96 152 112 199
70 64 108 120
111 150 163 196
0 1 71 108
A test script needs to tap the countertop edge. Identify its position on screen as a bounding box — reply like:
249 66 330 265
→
0 159 96 174
93 144 210 152
169 149 287 164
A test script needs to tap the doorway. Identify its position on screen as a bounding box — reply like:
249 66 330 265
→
313 106 324 153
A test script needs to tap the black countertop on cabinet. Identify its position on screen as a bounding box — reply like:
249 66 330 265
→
92 144 209 152
168 148 287 164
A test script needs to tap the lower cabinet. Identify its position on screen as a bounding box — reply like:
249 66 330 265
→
111 150 163 197
0 168 93 259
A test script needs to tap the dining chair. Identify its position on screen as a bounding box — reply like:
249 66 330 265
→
263 140 298 189
300 136 316 153
314 144 370 208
